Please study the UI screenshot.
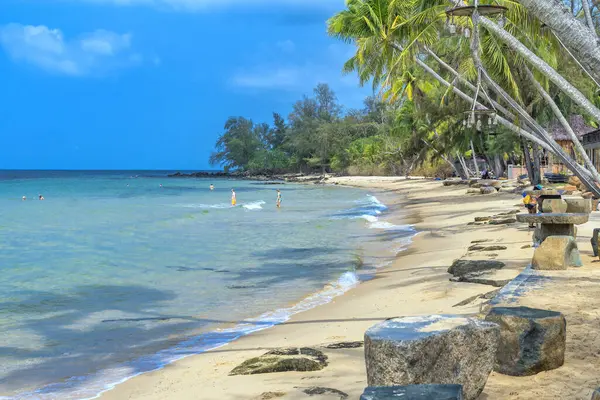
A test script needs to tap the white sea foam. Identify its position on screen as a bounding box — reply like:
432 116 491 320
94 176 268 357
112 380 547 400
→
242 200 265 210
176 203 231 209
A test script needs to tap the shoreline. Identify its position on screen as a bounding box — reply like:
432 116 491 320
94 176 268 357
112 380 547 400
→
4 181 410 400
99 177 535 400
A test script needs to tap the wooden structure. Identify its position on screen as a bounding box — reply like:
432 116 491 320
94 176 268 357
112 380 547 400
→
547 115 595 173
583 127 600 172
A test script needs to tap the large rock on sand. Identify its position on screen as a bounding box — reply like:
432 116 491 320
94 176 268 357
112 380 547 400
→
480 186 496 195
485 307 566 376
444 179 467 186
364 315 499 400
230 347 327 375
448 260 505 277
532 236 582 270
360 385 463 400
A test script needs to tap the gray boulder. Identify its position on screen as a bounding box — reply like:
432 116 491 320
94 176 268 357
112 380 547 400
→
230 347 327 375
448 260 505 277
485 307 566 376
364 315 499 400
532 236 582 270
360 385 463 400
480 186 496 195
592 388 600 400
444 179 468 186
591 228 600 258
303 387 348 399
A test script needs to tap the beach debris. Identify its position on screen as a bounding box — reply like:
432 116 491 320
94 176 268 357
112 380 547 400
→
532 236 582 270
364 315 499 400
323 341 363 349
485 307 566 376
497 209 520 216
468 245 507 252
229 347 327 375
474 216 491 222
480 186 496 195
466 188 481 194
453 289 500 307
360 385 463 400
254 392 286 400
448 260 505 277
303 387 348 399
521 244 532 249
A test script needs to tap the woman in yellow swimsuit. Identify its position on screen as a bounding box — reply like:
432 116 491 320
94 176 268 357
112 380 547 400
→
231 189 236 206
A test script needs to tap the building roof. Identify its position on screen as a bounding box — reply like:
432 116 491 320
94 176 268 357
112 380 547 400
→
547 115 596 141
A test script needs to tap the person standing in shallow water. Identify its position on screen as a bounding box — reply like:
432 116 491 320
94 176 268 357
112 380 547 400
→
276 189 282 208
231 189 236 206
210 184 214 191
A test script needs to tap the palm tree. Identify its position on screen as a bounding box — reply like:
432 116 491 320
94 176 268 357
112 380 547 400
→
327 0 600 194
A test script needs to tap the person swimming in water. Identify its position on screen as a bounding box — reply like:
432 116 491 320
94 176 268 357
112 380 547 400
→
276 189 282 208
210 184 214 191
38 194 44 200
22 196 26 201
231 189 236 206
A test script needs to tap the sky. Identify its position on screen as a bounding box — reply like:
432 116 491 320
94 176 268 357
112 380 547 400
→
0 0 372 170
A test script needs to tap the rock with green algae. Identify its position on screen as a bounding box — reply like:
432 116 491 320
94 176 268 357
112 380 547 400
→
229 347 327 375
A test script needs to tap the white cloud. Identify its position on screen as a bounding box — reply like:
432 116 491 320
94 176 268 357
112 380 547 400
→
0 24 140 76
74 0 343 12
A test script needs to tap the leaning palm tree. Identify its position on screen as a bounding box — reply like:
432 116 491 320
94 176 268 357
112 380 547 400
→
327 0 600 195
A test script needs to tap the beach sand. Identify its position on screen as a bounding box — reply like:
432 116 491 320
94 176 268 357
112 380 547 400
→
100 177 599 400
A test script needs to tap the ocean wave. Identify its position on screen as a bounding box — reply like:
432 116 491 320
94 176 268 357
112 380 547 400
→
242 201 265 210
8 271 361 400
176 203 231 209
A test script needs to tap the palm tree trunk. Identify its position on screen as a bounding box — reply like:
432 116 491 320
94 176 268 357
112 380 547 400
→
514 0 600 83
582 0 597 34
470 140 480 177
533 144 543 184
522 140 537 184
413 45 600 195
479 16 600 123
524 65 600 182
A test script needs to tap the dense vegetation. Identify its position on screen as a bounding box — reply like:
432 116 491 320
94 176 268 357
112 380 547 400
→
211 0 600 189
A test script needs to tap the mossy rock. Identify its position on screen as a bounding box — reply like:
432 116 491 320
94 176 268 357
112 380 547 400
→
230 347 328 375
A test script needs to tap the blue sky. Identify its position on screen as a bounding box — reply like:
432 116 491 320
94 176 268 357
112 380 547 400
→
0 0 371 170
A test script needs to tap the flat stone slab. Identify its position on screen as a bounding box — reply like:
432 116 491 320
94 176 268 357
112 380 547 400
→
364 315 499 400
485 307 566 376
229 347 327 375
532 236 582 270
360 385 463 400
516 213 589 225
448 260 505 277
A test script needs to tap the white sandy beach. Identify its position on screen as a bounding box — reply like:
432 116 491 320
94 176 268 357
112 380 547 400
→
100 177 600 400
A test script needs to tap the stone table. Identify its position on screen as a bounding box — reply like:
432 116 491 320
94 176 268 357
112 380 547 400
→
516 213 589 243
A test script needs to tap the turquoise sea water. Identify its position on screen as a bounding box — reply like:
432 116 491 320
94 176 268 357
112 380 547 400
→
0 171 415 399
